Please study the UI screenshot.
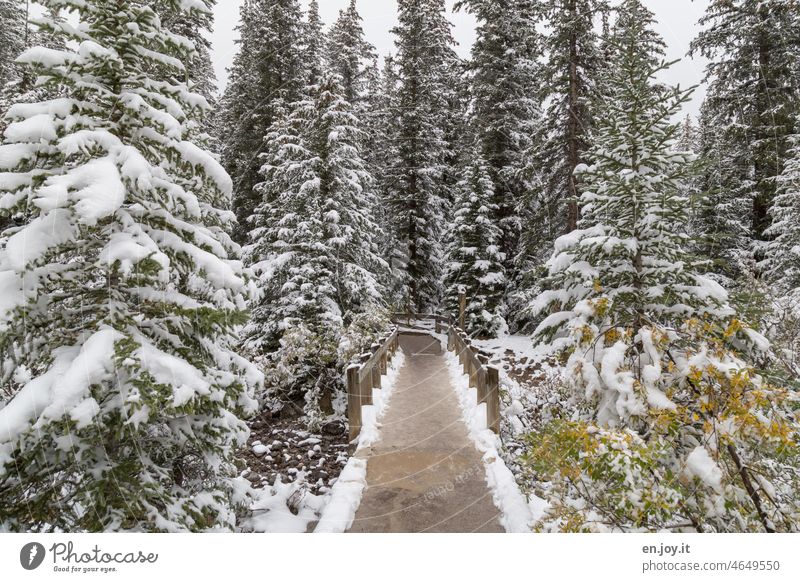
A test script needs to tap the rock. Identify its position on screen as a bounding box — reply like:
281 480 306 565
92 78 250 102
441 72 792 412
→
246 472 261 483
252 444 269 456
321 420 346 436
271 441 284 451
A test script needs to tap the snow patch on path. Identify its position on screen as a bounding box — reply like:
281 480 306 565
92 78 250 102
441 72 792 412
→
439 335 535 533
314 349 406 533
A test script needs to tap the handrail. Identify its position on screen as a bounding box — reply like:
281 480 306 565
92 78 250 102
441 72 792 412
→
347 315 502 441
391 312 452 333
446 325 501 434
346 326 400 442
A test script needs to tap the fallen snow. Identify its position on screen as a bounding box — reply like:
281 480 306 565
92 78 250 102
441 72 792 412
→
438 333 537 533
314 349 406 533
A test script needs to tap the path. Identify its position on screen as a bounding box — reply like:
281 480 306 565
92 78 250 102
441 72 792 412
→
347 333 503 533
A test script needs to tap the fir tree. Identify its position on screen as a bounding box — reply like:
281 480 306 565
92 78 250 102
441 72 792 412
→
444 153 506 336
765 129 800 291
454 0 542 282
519 0 608 267
0 0 26 92
0 0 261 532
528 0 797 533
244 74 387 423
388 0 460 311
691 0 800 254
302 0 326 88
326 0 377 110
219 0 305 242
692 102 753 283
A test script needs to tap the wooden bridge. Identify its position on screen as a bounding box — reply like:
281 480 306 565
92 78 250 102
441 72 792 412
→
343 314 505 533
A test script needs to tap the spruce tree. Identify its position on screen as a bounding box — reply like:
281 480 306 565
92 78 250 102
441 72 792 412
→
444 153 506 336
518 0 607 267
326 0 377 111
0 0 261 532
302 0 326 88
691 0 800 256
219 0 305 242
692 102 753 283
388 0 460 311
244 74 387 425
454 0 542 283
528 0 797 533
765 129 800 291
0 0 26 92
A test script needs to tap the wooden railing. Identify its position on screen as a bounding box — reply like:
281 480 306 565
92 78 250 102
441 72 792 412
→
346 315 502 442
391 312 452 333
393 312 502 435
447 325 501 434
346 327 400 442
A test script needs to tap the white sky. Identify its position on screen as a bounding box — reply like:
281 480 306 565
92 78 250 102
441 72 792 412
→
210 0 710 116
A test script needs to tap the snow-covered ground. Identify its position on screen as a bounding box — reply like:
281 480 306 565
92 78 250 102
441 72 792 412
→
315 350 406 533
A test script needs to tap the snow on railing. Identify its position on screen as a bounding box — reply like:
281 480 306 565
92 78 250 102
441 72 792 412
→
345 327 400 442
389 312 502 434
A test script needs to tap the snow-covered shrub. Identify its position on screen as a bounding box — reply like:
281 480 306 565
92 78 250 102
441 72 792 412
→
338 309 391 365
0 0 261 532
525 1 799 533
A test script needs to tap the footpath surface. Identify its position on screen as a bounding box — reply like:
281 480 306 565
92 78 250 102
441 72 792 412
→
347 333 503 533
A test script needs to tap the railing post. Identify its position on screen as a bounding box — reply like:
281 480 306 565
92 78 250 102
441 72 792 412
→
371 343 381 389
360 353 373 405
458 287 467 330
347 365 362 442
435 316 441 334
486 365 500 434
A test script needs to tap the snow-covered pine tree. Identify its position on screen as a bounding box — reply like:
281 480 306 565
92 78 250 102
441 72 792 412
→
444 153 506 336
0 0 261 532
691 0 800 258
527 0 798 532
326 0 377 111
302 0 326 88
388 0 460 311
454 0 542 285
244 73 387 425
219 0 305 242
765 128 800 291
691 101 753 284
365 56 406 302
518 0 608 267
0 0 26 93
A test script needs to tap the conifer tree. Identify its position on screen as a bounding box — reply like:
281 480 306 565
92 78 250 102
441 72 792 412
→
691 0 800 255
692 102 753 283
765 129 800 291
219 0 305 242
0 0 26 93
326 0 377 111
388 0 460 311
518 0 607 267
244 74 387 424
444 154 506 336
302 0 326 88
0 0 261 532
454 0 542 280
527 0 798 533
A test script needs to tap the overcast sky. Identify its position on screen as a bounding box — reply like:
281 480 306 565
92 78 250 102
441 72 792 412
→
211 0 711 117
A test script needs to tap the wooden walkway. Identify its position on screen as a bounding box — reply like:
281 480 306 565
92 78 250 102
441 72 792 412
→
347 333 503 533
